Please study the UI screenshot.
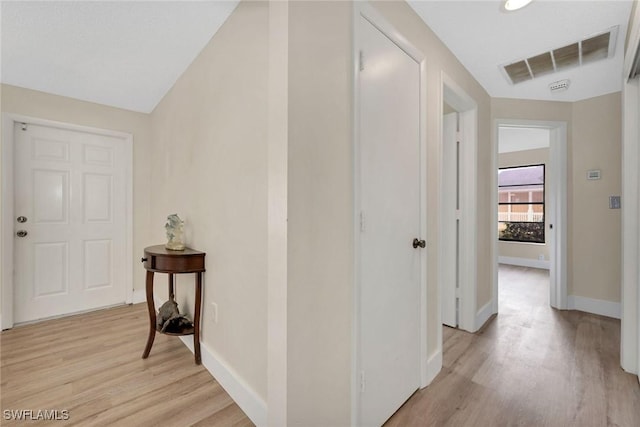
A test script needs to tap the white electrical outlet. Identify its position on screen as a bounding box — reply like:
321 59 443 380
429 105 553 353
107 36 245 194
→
211 302 218 323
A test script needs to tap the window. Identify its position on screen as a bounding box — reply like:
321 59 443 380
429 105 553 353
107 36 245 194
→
498 164 545 243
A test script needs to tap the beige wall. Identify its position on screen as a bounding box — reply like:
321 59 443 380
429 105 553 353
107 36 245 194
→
572 93 622 302
287 2 353 425
492 92 622 303
149 0 268 401
498 148 550 261
370 0 493 344
0 83 152 296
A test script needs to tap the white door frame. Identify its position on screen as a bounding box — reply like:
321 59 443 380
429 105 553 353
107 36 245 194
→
621 76 640 375
352 3 427 425
491 119 568 314
1 113 134 330
439 73 478 339
621 1 640 378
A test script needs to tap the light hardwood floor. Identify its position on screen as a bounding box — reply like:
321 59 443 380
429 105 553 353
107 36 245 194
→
4 266 639 426
0 303 253 427
386 265 640 426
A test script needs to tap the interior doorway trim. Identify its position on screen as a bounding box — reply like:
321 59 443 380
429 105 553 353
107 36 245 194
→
621 70 640 376
352 3 427 425
1 113 134 330
621 1 640 377
439 72 478 339
492 119 568 314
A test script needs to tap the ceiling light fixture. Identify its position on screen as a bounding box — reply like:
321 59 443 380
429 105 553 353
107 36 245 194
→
504 0 533 11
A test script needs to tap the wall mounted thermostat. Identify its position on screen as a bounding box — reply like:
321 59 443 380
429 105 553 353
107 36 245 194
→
587 169 601 180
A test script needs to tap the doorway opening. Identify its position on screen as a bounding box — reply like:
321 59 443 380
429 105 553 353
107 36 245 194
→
496 126 552 310
439 75 478 340
492 120 568 315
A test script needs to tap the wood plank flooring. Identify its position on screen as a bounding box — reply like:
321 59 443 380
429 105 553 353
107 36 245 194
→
3 266 639 426
0 303 253 427
386 265 640 427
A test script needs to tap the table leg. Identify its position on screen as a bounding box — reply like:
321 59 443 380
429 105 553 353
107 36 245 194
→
194 272 202 364
168 274 174 299
142 270 156 359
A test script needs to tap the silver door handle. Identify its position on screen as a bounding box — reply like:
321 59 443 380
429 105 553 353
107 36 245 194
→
16 230 28 237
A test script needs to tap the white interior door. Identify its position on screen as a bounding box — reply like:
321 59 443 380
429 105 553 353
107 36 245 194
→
442 112 458 327
358 16 422 426
13 122 128 323
547 126 561 309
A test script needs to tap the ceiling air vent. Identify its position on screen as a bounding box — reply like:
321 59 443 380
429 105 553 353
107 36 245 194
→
501 26 618 85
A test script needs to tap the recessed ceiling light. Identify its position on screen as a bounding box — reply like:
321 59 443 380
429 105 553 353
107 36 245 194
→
504 0 533 11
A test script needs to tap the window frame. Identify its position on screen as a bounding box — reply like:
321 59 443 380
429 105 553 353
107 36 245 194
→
498 163 545 244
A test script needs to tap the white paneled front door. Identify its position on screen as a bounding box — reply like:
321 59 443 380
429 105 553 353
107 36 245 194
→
13 122 128 323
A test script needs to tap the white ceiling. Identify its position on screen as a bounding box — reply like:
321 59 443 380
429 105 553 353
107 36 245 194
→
408 0 633 102
0 1 633 112
1 1 239 113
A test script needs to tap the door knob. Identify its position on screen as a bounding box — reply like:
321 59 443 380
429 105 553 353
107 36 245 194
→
412 238 425 249
17 216 27 223
16 230 28 237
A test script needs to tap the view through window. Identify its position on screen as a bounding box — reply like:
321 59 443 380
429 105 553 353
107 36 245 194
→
498 164 545 243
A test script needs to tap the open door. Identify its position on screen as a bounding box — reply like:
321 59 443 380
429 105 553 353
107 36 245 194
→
442 112 458 327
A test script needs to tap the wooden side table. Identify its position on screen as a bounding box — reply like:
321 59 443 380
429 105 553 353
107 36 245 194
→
141 245 206 364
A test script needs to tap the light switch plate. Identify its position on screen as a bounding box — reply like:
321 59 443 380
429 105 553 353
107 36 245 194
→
610 196 621 209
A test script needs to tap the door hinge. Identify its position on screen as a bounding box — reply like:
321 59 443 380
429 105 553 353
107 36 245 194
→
21 123 27 131
455 288 460 298
360 211 366 232
360 371 366 392
455 209 462 220
359 50 364 71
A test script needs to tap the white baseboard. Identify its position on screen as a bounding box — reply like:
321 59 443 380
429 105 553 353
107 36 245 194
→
475 301 494 331
568 295 621 319
498 256 550 270
149 293 266 426
132 289 146 304
424 349 442 387
178 336 267 427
